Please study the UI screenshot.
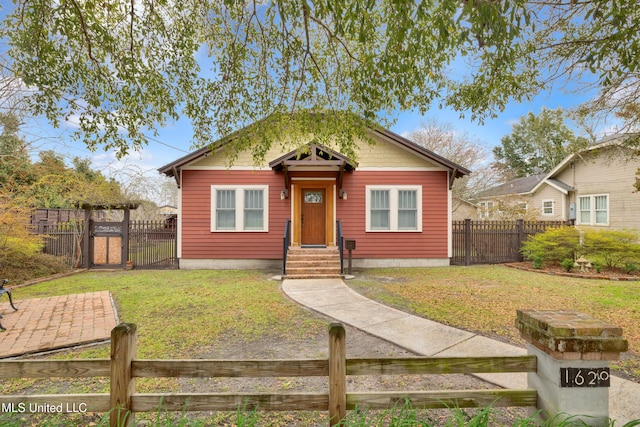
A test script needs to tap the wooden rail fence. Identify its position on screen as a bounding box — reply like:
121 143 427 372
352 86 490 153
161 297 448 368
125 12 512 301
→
0 323 537 427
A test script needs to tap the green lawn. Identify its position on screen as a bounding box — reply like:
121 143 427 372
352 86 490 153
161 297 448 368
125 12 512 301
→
11 269 325 359
11 266 639 381
349 265 640 380
3 266 640 426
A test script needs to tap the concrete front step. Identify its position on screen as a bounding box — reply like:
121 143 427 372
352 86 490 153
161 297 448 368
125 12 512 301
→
284 274 344 279
284 246 342 279
287 260 340 267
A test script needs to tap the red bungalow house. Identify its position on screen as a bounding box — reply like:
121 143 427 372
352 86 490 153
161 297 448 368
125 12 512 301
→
158 125 470 273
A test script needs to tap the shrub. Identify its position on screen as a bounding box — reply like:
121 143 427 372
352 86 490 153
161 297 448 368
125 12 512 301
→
624 263 639 275
593 262 603 273
532 255 544 269
1 252 71 285
560 258 575 272
0 197 43 262
582 229 640 268
521 226 581 266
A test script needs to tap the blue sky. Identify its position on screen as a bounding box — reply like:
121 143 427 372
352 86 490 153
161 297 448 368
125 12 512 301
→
3 2 605 182
21 84 596 181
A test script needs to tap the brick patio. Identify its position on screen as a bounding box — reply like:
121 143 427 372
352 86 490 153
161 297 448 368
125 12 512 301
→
0 291 118 358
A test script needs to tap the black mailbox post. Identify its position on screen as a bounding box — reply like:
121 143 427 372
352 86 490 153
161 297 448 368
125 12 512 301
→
344 239 356 274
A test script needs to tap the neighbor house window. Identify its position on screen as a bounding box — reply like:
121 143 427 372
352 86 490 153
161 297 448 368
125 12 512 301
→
211 186 268 231
478 201 494 219
542 200 554 216
366 186 422 232
578 194 608 226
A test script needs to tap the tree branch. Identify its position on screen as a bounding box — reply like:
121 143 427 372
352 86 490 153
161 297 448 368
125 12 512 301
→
69 0 98 64
308 15 361 64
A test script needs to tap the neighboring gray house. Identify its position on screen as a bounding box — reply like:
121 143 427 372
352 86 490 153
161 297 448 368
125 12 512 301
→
452 197 481 221
473 174 546 219
474 135 640 230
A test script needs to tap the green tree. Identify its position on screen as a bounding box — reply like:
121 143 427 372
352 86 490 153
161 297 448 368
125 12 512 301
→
492 108 588 179
2 1 640 160
23 160 129 209
532 1 640 137
0 112 34 192
1 0 539 159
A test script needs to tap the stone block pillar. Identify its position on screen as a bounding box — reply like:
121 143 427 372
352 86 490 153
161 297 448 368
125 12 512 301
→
515 310 628 426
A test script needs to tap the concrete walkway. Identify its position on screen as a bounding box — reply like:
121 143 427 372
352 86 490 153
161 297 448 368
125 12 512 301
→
282 278 640 425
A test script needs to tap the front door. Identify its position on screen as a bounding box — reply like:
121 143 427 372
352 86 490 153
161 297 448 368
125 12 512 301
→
301 189 326 246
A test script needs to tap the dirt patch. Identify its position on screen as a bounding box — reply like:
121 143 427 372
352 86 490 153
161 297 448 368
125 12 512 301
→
178 312 531 426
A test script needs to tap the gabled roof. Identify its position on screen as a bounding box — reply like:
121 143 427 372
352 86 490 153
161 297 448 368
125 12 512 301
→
157 120 471 186
268 143 357 172
545 178 574 194
371 128 470 179
529 133 635 194
158 144 219 179
475 173 546 199
476 134 636 200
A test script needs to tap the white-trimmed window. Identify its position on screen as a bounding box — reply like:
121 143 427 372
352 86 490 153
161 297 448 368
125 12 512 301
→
211 185 269 231
542 200 554 216
478 201 494 219
366 186 422 232
516 202 528 214
578 194 608 226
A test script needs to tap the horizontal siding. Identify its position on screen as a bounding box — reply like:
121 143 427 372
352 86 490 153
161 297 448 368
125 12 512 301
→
337 171 449 259
571 150 640 229
181 169 450 261
531 185 565 221
181 170 289 260
356 137 441 169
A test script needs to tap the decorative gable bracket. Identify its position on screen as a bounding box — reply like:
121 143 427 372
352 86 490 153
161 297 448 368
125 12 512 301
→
269 143 357 195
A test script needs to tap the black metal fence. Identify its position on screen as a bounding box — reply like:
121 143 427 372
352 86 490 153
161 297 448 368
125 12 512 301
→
451 219 571 266
37 220 177 270
128 220 178 269
38 218 568 269
37 222 83 268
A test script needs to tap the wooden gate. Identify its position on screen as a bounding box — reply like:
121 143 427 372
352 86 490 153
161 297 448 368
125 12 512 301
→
90 221 126 268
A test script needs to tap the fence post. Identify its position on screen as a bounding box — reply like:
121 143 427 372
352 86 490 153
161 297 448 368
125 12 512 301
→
464 219 471 266
515 310 628 426
328 323 346 426
110 323 138 427
516 219 524 262
122 209 130 268
82 209 91 269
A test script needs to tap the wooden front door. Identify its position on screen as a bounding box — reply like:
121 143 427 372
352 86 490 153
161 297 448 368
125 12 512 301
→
301 188 326 245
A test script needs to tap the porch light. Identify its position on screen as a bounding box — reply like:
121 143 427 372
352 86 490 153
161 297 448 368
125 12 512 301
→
340 190 347 200
280 189 289 200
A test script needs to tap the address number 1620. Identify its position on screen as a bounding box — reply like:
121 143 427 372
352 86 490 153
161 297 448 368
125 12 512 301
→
560 367 610 388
